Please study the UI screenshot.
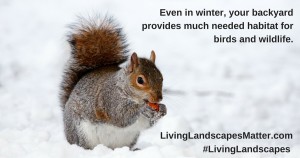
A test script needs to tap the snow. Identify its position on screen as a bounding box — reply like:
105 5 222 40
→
0 0 299 157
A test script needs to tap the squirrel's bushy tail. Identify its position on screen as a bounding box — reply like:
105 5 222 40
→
60 16 129 109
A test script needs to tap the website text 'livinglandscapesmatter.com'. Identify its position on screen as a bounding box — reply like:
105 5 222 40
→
161 132 293 155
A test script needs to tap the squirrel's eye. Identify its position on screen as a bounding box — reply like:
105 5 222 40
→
137 77 144 84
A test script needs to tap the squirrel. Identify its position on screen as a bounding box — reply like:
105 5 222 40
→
59 16 167 150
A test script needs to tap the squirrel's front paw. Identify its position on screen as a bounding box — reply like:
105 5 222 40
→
158 104 167 116
142 104 167 125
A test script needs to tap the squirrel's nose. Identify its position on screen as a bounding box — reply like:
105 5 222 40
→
150 92 163 103
158 94 163 101
156 91 163 102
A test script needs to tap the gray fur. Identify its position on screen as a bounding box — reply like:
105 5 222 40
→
61 16 166 150
63 65 166 149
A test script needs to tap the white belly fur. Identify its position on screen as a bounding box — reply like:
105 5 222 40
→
79 115 150 149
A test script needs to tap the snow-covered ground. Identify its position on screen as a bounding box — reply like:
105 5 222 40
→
0 0 299 157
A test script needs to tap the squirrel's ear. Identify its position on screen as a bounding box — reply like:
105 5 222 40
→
129 52 139 72
150 50 156 64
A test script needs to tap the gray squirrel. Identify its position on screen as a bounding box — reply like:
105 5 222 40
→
59 16 167 150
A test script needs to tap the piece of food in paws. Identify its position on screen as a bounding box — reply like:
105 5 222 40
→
148 102 159 111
